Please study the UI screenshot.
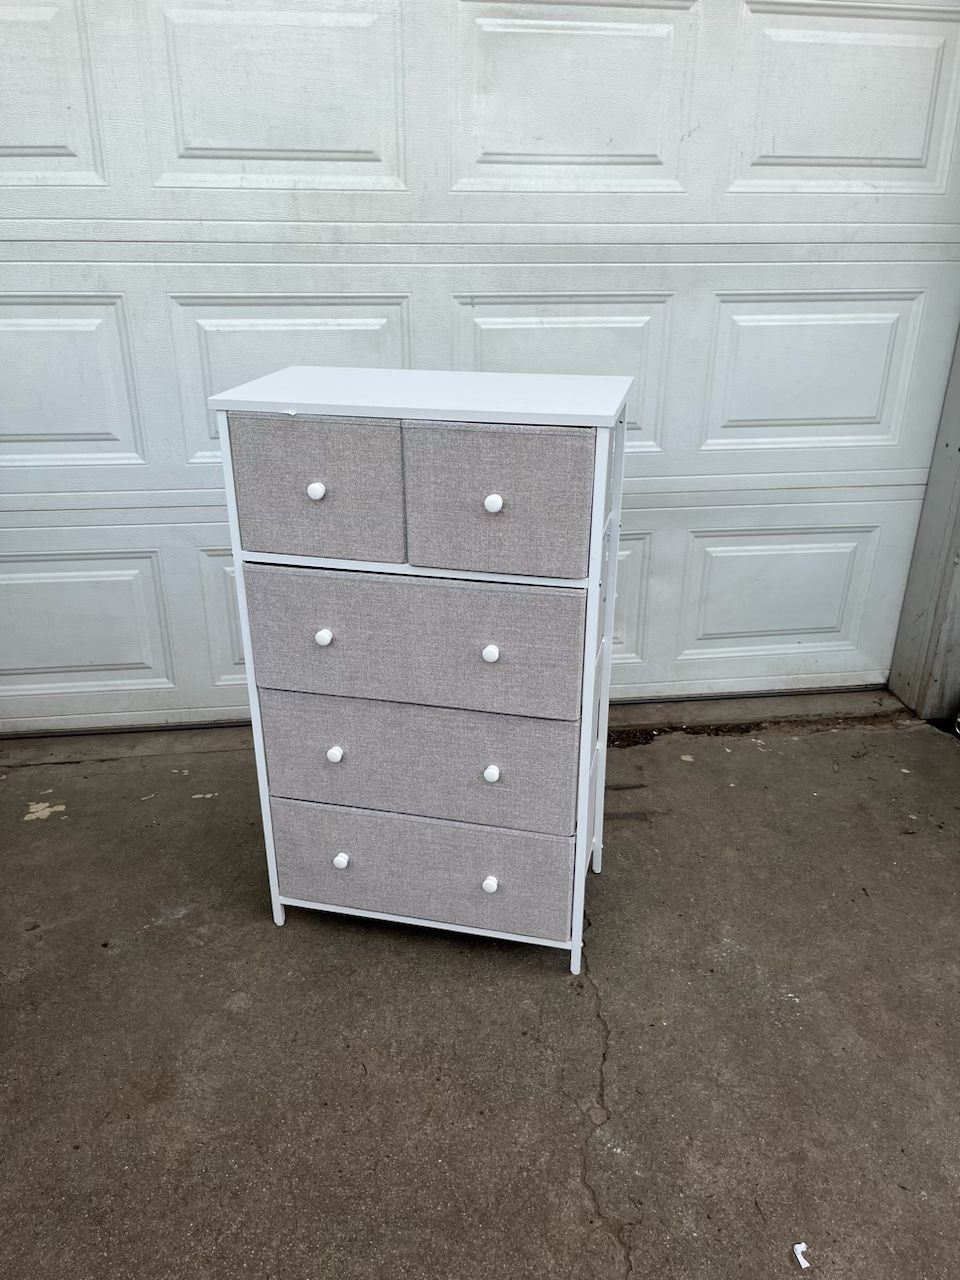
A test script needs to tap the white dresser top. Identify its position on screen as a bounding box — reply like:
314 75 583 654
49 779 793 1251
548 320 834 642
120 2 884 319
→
210 365 633 428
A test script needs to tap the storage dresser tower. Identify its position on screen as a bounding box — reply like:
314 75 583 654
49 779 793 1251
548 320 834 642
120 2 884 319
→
213 367 631 975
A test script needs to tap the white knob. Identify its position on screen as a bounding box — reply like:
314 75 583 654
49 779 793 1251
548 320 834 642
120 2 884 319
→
482 875 499 894
332 852 349 870
483 764 500 784
314 628 333 647
326 745 344 763
306 481 326 501
481 644 500 664
483 493 504 514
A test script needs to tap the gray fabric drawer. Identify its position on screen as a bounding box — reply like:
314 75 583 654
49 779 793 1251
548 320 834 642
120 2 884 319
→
402 421 595 577
261 688 579 835
245 565 585 720
272 796 574 941
228 412 404 561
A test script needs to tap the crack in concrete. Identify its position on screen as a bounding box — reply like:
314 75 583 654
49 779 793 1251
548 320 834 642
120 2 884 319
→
0 747 252 773
579 914 634 1280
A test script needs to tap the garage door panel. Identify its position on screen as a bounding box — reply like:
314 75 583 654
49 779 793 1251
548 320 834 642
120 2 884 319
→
610 495 924 698
0 266 185 495
0 293 145 469
702 291 924 451
0 520 248 733
197 546 245 691
0 548 174 697
0 0 105 188
726 3 960 199
452 2 697 195
139 0 405 192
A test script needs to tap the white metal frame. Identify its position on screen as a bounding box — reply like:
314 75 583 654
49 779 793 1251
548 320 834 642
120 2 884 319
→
218 405 626 974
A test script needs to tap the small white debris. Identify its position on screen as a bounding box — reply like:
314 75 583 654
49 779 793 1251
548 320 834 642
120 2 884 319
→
191 793 218 799
680 754 695 763
793 1242 810 1269
724 747 732 753
909 813 918 820
24 801 66 822
38 789 53 796
900 768 911 775
785 993 800 1003
140 794 155 801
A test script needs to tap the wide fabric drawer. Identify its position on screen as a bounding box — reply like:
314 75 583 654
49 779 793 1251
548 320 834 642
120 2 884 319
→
261 688 579 836
272 797 574 941
245 565 585 720
227 412 404 561
402 421 595 578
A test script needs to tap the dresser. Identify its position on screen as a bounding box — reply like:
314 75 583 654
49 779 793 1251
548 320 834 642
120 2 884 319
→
212 366 632 974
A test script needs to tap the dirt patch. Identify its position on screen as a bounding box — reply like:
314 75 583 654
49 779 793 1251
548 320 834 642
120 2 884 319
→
608 709 917 749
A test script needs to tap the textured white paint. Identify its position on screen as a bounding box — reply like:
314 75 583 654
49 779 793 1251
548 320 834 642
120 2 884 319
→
3 0 960 729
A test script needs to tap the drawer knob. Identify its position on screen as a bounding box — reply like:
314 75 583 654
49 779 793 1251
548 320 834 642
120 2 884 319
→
481 644 500 664
314 628 333 647
332 852 350 870
482 875 499 894
306 481 327 501
483 764 500 784
326 745 344 764
483 493 504 514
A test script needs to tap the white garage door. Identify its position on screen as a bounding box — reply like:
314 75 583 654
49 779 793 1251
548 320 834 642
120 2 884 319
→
2 0 959 731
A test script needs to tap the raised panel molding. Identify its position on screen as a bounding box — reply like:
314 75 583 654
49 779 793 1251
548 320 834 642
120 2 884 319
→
0 551 174 694
454 5 696 191
730 2 960 193
143 0 404 189
198 546 244 686
168 293 411 463
452 292 671 449
677 528 876 659
0 294 146 467
611 531 651 664
0 0 105 185
703 291 925 450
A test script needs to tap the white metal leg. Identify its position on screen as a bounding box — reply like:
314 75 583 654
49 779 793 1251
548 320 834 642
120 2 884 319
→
218 411 286 927
592 413 627 875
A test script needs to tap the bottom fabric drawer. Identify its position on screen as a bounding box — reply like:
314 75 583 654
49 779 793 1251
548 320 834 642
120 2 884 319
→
271 796 574 941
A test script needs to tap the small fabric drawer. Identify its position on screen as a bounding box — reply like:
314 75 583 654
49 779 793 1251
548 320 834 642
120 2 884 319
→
272 797 574 941
245 565 585 720
402 421 595 578
227 412 404 561
261 688 580 836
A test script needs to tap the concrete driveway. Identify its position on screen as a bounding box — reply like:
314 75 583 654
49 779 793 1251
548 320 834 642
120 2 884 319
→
2 711 958 1279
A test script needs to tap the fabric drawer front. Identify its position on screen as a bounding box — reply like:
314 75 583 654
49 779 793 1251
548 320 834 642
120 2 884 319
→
272 797 574 941
227 412 404 562
402 421 595 578
261 689 580 836
245 565 586 720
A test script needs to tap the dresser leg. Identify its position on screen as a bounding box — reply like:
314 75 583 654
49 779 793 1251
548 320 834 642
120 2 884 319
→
591 840 603 874
569 943 582 976
273 902 286 926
